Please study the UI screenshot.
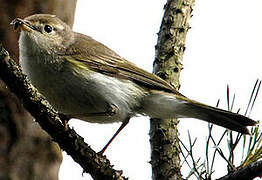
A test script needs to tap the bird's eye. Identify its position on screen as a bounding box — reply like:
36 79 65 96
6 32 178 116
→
44 24 53 33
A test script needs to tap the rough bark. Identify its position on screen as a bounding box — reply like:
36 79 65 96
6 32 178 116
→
217 160 262 180
0 45 126 180
0 1 77 179
150 0 195 179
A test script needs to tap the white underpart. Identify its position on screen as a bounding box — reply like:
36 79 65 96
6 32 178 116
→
141 91 188 119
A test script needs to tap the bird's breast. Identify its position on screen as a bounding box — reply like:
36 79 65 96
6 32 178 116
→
19 33 147 123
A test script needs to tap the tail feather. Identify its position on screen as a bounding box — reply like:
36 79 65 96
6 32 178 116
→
182 101 257 134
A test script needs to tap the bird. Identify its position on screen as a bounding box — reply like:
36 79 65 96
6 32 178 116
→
11 14 257 153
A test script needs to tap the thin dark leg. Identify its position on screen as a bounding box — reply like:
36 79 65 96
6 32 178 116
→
99 119 130 154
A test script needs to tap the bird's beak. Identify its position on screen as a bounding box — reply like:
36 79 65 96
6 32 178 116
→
10 18 35 32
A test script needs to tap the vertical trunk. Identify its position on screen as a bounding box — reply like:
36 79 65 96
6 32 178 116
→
150 0 195 179
0 1 77 179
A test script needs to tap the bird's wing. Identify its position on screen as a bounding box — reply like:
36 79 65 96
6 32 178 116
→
62 33 181 95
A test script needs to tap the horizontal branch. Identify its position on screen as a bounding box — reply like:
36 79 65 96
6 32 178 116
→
217 160 262 180
0 44 126 180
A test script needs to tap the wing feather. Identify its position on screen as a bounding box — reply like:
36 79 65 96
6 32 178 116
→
63 32 181 95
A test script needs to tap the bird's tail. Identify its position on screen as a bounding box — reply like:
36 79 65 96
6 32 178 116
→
142 92 257 134
180 100 256 134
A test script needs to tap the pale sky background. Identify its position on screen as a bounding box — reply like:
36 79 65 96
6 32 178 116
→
59 0 262 179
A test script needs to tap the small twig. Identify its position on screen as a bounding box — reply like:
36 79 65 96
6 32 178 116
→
227 85 230 111
205 99 220 177
205 123 213 176
180 144 193 169
187 131 205 179
249 80 261 117
245 79 259 116
180 137 200 179
209 135 235 170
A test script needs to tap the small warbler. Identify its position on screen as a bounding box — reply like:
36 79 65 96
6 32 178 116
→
11 14 256 153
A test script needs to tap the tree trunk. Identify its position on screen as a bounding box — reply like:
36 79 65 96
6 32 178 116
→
150 0 195 179
0 1 77 179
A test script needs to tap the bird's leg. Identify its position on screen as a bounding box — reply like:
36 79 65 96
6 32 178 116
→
60 104 129 154
99 118 130 155
68 103 119 119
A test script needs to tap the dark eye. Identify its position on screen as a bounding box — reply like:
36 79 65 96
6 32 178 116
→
44 24 53 33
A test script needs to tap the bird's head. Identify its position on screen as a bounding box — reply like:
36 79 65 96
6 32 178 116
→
11 14 73 53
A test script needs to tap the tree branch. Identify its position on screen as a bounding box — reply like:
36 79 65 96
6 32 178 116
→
150 0 195 179
0 44 126 180
217 160 262 180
